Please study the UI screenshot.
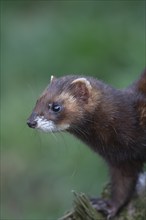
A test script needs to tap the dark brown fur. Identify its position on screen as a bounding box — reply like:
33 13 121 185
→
27 70 146 218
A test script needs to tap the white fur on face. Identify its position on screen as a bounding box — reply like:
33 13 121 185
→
35 116 69 132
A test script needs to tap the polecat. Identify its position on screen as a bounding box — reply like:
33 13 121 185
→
27 70 146 218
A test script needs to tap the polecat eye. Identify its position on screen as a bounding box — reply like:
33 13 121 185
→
52 103 62 113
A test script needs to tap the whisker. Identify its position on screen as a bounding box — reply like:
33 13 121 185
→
71 125 88 138
50 130 58 142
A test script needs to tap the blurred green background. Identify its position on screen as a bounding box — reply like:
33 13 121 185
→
1 1 145 219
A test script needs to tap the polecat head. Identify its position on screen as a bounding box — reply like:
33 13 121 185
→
27 75 97 132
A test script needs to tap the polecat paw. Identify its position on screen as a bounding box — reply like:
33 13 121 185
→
90 198 117 219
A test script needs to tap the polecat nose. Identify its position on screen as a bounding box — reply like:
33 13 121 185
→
27 120 37 128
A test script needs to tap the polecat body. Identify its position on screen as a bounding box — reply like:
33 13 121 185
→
27 70 146 218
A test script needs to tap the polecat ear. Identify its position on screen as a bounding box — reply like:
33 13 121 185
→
71 78 92 103
50 75 56 84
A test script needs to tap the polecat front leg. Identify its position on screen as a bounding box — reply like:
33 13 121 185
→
91 164 141 219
